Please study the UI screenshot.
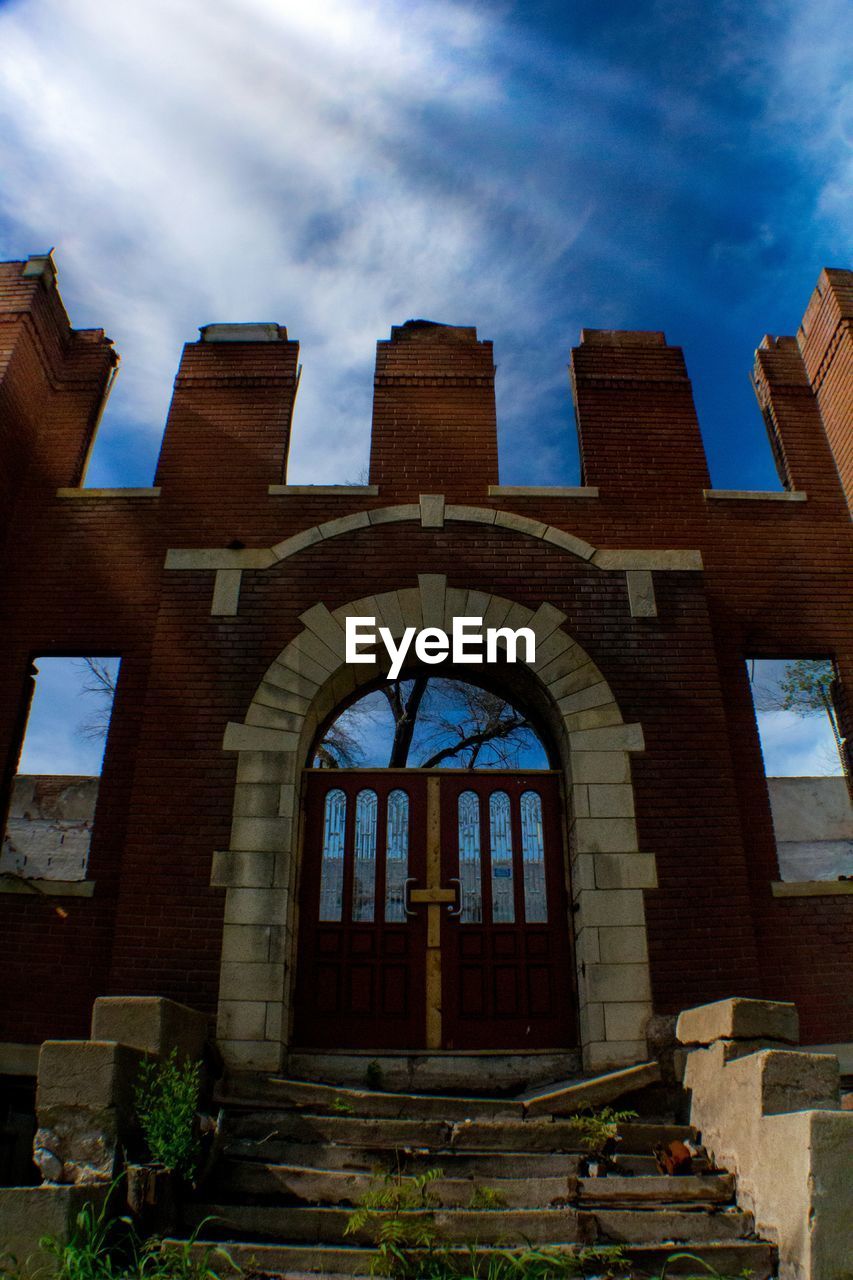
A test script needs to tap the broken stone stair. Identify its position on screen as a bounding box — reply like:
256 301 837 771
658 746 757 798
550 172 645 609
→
170 1068 778 1278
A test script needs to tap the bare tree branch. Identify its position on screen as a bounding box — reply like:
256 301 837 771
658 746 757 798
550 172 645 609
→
72 657 119 741
313 676 540 770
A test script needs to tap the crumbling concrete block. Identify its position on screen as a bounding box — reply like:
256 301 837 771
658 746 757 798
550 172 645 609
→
684 1035 849 1279
676 996 799 1046
35 1041 142 1185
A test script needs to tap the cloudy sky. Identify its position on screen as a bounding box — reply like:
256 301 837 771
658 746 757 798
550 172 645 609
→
0 0 850 491
1 0 849 775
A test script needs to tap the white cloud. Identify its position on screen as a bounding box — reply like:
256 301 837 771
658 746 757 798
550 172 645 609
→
0 0 848 496
0 0 568 485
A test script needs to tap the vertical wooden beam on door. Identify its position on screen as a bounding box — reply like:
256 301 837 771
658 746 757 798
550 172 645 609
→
426 775 442 1048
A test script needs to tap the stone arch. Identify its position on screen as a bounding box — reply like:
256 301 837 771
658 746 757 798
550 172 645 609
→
214 576 656 1074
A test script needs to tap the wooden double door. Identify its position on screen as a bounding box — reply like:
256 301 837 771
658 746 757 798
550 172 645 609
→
293 770 577 1051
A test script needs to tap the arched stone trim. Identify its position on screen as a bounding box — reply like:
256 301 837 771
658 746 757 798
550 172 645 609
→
165 502 701 579
215 576 656 1074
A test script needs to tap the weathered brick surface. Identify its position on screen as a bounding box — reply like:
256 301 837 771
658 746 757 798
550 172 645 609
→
0 259 850 1048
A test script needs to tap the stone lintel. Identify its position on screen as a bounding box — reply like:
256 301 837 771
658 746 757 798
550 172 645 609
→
165 547 274 570
593 549 703 571
771 880 853 897
0 878 95 897
268 484 379 495
488 486 600 498
704 489 808 502
57 487 162 499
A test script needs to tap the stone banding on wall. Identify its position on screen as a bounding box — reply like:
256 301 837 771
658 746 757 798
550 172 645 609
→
215 576 657 1075
164 499 703 615
166 500 701 623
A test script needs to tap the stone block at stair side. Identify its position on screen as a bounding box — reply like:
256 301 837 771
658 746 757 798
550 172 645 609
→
91 996 208 1060
676 997 798 1046
736 1049 840 1115
0 1184 109 1269
36 1040 143 1119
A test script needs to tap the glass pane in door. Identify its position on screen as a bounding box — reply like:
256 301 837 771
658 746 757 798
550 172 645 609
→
352 789 378 921
318 788 346 921
488 790 515 923
520 790 548 923
384 789 410 922
457 790 483 922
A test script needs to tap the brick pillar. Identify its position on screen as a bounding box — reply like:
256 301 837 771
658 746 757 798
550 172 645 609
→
796 268 853 513
0 255 117 527
570 330 711 495
368 320 498 500
154 323 300 502
752 335 847 503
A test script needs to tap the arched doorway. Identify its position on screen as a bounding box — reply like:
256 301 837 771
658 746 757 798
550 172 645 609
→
292 678 576 1051
217 578 655 1074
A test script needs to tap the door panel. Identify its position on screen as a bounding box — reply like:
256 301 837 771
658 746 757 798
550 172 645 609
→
293 770 576 1051
439 773 575 1050
293 772 428 1049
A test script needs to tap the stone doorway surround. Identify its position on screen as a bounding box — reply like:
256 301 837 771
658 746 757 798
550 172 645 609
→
164 501 703 1074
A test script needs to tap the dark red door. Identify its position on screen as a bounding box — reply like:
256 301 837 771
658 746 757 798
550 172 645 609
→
293 771 428 1049
293 770 576 1051
439 773 575 1050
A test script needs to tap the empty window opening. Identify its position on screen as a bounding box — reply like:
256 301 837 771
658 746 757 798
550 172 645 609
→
312 677 549 770
748 658 853 882
1 657 120 883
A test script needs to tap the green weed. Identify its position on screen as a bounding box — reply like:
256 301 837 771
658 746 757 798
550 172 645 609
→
466 1186 507 1211
133 1051 202 1180
565 1106 639 1153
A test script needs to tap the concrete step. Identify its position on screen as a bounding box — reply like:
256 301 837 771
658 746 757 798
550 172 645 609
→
223 1110 695 1154
590 1206 754 1244
184 1203 594 1245
221 1061 662 1121
212 1162 578 1208
214 1162 733 1211
221 1142 585 1175
275 1050 582 1093
220 1076 523 1120
577 1174 734 1205
165 1238 777 1279
221 1139 674 1177
520 1061 662 1116
184 1202 754 1247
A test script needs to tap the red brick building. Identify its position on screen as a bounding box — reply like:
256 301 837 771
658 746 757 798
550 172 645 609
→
1 254 851 1077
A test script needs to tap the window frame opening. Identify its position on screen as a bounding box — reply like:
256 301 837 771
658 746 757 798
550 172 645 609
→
1 655 121 888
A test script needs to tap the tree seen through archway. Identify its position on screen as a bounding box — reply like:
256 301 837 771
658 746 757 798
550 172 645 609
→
313 677 548 770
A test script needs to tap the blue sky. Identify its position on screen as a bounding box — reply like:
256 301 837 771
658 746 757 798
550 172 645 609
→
0 0 849 490
0 0 850 776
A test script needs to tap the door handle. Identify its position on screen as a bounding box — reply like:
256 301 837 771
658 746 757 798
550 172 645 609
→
446 877 463 917
403 877 418 917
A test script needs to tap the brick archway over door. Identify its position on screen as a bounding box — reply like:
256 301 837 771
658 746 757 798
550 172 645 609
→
215 577 655 1074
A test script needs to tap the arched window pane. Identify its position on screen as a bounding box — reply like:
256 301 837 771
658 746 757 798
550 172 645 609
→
457 790 483 923
489 791 515 923
520 790 548 923
319 788 346 921
352 789 378 922
384 790 409 922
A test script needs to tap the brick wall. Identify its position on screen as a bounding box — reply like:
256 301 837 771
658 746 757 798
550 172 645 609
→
0 258 850 1049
